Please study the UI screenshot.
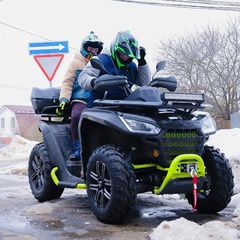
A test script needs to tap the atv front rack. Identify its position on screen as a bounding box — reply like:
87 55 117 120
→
94 99 212 110
133 153 206 195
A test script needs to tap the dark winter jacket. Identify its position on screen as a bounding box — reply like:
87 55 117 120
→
78 48 151 107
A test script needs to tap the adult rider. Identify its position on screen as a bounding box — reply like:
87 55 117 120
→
78 30 151 107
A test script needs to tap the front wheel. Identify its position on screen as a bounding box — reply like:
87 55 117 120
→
28 142 64 202
186 146 234 213
86 145 136 224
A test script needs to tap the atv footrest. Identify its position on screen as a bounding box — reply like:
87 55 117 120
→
58 180 86 189
51 167 87 189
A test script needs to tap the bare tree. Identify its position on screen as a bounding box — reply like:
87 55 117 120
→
155 17 240 120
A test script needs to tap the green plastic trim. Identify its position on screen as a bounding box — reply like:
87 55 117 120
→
154 154 205 194
133 163 157 169
76 183 87 189
51 167 87 189
51 167 59 186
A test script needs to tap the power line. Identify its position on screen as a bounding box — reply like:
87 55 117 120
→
0 21 52 41
0 21 78 51
112 0 240 11
162 0 240 7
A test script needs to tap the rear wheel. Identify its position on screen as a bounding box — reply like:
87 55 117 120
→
186 146 234 213
28 142 64 202
86 145 136 224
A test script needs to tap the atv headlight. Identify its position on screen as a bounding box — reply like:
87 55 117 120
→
119 116 160 134
194 111 217 136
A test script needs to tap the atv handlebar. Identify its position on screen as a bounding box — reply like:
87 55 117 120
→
90 58 177 93
94 74 128 91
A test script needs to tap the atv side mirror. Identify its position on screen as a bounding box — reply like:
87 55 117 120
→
156 61 166 72
149 76 177 92
152 61 166 79
90 58 110 75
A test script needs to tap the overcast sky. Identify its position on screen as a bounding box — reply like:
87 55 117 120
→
1 0 239 106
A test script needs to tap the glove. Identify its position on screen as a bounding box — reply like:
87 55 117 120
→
137 46 147 66
56 98 69 116
90 78 97 88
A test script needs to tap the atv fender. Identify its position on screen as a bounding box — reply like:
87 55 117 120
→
38 120 84 187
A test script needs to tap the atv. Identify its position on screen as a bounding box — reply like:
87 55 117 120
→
28 58 234 224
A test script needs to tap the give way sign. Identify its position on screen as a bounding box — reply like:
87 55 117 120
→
33 54 64 82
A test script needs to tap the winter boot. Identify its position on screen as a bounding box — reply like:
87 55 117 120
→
69 140 80 160
67 140 81 177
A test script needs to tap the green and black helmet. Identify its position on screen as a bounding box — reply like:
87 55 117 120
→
110 30 140 69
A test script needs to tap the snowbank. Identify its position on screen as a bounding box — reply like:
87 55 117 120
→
150 217 239 240
0 135 38 175
0 135 38 161
206 128 240 193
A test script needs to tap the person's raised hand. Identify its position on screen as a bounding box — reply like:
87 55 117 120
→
137 46 147 66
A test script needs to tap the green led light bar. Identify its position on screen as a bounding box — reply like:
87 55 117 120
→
163 92 204 104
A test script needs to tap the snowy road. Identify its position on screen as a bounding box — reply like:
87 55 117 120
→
0 158 237 240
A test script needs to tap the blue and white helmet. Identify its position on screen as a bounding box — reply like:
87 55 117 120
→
80 31 103 59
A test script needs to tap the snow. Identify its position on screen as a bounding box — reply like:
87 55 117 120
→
0 135 38 175
0 132 240 239
150 217 239 240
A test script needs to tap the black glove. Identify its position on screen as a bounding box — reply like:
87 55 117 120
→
91 78 96 88
137 46 146 66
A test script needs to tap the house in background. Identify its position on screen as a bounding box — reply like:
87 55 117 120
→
0 105 42 145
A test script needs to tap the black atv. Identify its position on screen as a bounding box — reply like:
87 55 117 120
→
28 59 234 224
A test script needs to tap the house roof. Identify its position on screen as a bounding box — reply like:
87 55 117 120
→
2 105 35 113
